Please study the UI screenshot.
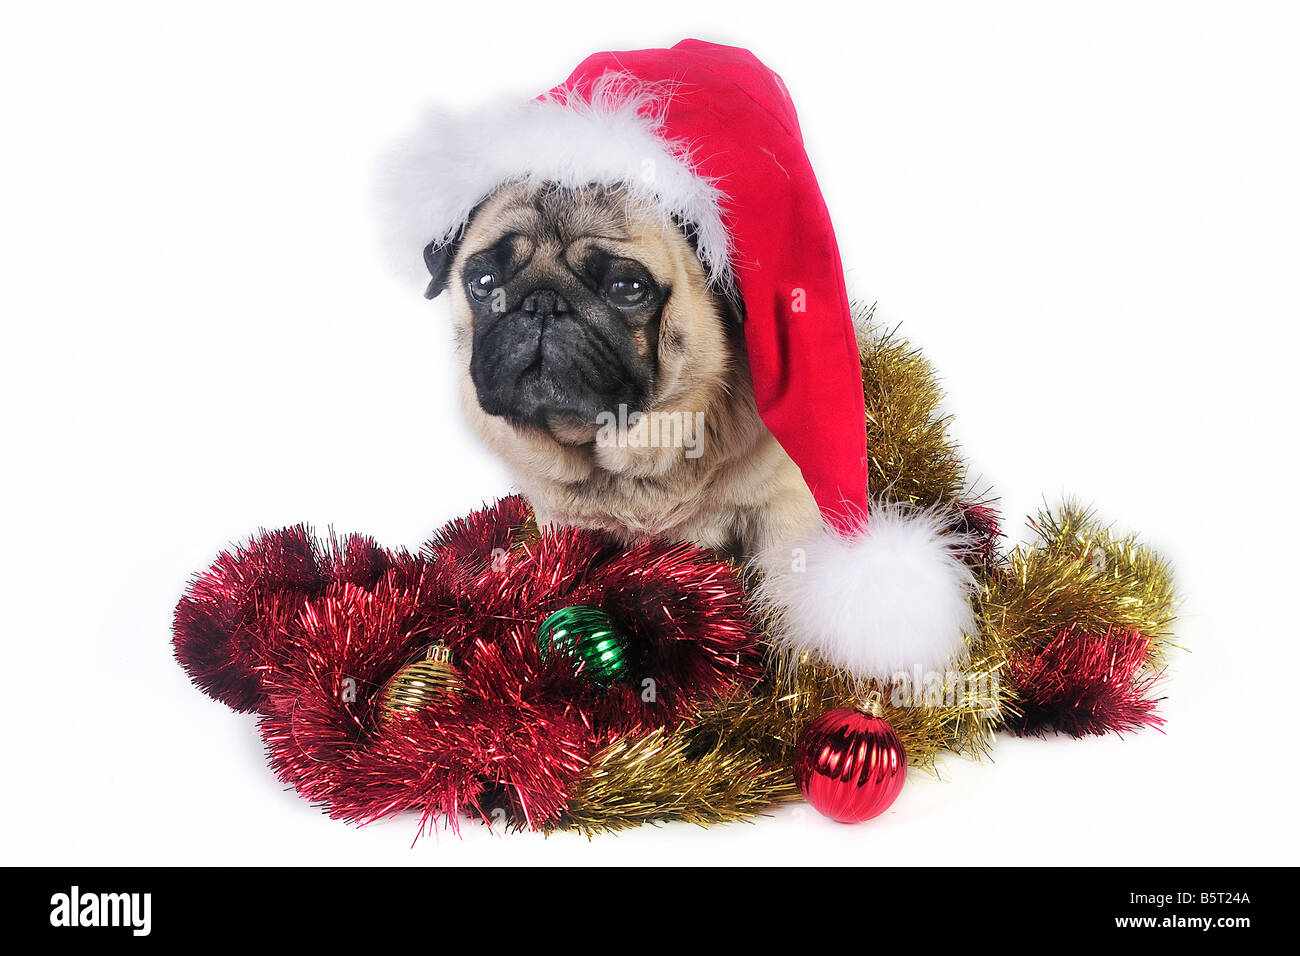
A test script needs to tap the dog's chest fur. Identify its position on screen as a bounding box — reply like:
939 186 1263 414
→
460 364 819 558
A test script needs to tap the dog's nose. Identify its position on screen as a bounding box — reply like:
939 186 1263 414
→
520 288 571 318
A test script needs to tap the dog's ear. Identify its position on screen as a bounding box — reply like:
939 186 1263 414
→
721 286 746 329
423 239 458 300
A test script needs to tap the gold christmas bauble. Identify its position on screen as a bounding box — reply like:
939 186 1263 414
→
378 644 463 720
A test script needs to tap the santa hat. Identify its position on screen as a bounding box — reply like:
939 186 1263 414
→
382 39 976 680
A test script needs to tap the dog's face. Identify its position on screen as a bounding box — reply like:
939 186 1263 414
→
425 183 737 439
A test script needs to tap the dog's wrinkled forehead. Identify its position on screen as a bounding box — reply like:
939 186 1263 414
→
462 183 660 260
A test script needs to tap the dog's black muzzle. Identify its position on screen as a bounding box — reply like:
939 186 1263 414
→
469 285 649 429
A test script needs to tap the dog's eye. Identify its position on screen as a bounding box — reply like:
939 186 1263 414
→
467 271 498 302
604 276 649 307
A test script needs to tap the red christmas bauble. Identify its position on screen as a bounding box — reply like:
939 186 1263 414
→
793 700 907 823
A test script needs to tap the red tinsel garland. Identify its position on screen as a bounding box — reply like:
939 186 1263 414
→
1006 626 1165 738
174 496 762 830
955 499 1003 574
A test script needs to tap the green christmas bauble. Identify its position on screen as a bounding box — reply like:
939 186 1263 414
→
537 605 630 686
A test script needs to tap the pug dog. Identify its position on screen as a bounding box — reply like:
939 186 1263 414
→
422 182 821 560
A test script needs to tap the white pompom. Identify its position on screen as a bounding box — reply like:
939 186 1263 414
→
752 502 977 681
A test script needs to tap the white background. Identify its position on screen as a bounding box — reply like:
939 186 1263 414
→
2 1 1296 865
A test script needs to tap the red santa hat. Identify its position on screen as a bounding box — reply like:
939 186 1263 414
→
382 39 976 680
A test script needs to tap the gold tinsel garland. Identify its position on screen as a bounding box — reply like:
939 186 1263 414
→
556 728 798 835
858 305 968 511
549 305 1176 832
986 501 1180 663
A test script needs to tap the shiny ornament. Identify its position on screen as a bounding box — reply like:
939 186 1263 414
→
793 692 907 823
378 644 463 719
537 605 630 686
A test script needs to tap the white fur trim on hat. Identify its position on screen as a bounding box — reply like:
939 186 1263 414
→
378 74 731 288
752 500 978 681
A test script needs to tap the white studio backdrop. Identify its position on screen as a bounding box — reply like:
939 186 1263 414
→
1 1 1296 864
